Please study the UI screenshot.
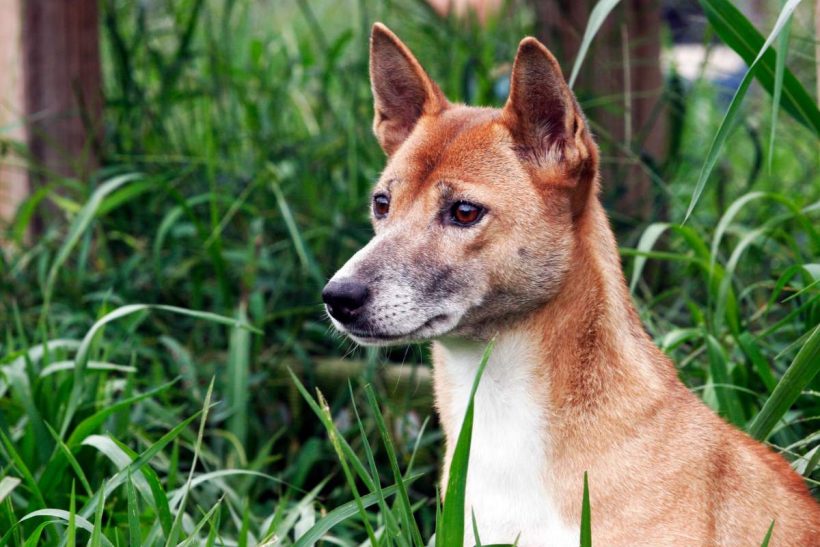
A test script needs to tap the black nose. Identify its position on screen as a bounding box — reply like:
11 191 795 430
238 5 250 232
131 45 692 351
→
322 280 370 324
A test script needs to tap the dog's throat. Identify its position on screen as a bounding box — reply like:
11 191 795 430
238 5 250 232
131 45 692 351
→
432 332 579 546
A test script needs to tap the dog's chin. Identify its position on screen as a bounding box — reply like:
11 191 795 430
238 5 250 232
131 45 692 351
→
332 313 459 347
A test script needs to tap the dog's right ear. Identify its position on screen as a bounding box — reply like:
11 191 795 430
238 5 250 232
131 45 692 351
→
370 23 447 155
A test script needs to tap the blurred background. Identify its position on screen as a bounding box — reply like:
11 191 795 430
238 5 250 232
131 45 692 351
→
0 0 818 544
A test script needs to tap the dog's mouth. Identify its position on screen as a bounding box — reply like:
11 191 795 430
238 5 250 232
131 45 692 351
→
340 313 452 345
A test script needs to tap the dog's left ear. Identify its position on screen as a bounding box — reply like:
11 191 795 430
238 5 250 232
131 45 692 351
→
370 23 447 155
503 37 598 216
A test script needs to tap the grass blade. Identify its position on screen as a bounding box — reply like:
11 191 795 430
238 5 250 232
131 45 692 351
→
227 302 251 448
68 482 76 547
20 510 113 546
41 173 142 319
348 383 400 540
699 0 819 133
685 0 804 223
294 478 422 547
472 509 483 547
290 371 379 545
89 480 106 547
0 477 21 505
767 0 791 173
364 384 422 546
568 0 622 89
760 520 775 546
0 429 47 510
127 470 141 547
165 377 215 547
288 369 375 490
706 335 745 426
748 325 820 440
60 303 258 437
580 472 591 547
438 339 495 547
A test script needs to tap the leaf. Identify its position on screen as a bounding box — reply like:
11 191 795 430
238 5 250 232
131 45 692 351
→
706 335 745 427
568 0 622 89
700 0 819 133
293 480 421 547
82 435 155 506
90 480 106 547
20 509 114 547
438 340 495 547
167 469 286 509
760 520 775 547
227 302 251 447
269 169 324 286
45 423 93 497
288 369 375 490
178 497 223 547
748 325 820 440
630 223 670 293
366 381 423 546
41 173 142 318
685 0 805 223
165 377 215 547
59 303 258 437
0 477 21 504
0 429 46 510
39 360 136 378
580 472 592 547
736 333 778 393
348 383 400 539
127 470 141 547
767 0 791 173
472 509 483 547
75 408 207 533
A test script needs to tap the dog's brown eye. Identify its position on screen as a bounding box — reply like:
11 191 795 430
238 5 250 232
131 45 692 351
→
373 194 390 218
450 202 484 226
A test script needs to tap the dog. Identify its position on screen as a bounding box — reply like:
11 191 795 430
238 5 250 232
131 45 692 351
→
321 23 820 546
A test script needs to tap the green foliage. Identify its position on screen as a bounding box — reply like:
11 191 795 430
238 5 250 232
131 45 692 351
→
0 0 818 544
685 0 808 221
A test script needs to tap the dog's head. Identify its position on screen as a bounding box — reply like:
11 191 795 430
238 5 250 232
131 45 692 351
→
323 23 599 345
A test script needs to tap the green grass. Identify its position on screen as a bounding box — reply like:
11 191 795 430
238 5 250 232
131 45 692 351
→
0 0 818 544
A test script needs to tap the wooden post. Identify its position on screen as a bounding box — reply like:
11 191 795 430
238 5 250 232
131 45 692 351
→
0 0 28 227
0 0 103 232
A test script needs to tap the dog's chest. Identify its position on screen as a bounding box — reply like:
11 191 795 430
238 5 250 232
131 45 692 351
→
436 335 578 547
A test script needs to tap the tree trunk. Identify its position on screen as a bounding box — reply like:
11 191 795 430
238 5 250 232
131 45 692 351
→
19 0 103 232
534 0 668 227
1 0 103 232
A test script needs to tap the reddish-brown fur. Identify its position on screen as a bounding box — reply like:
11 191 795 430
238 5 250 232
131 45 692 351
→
361 23 820 545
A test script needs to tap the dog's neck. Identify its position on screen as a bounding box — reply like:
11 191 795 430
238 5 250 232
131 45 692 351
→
432 199 678 468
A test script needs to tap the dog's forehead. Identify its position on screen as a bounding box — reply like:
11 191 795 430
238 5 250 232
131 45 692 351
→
380 106 516 197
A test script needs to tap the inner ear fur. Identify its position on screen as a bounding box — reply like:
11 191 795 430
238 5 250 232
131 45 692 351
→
369 23 447 155
503 37 598 216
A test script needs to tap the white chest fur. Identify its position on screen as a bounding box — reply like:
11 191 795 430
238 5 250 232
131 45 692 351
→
435 333 578 547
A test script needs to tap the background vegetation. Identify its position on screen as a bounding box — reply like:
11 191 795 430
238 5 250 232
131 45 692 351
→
0 0 818 544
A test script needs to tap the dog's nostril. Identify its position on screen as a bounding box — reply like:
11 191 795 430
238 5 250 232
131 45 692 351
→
322 280 370 323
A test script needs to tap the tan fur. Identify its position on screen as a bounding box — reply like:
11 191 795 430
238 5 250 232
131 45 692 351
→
333 23 820 545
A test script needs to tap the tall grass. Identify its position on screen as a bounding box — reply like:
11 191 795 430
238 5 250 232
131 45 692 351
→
0 0 818 544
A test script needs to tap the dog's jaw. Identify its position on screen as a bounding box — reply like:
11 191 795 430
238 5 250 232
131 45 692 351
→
328 309 461 346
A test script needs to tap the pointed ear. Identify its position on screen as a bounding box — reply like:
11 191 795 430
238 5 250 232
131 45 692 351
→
370 23 447 155
503 37 598 215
